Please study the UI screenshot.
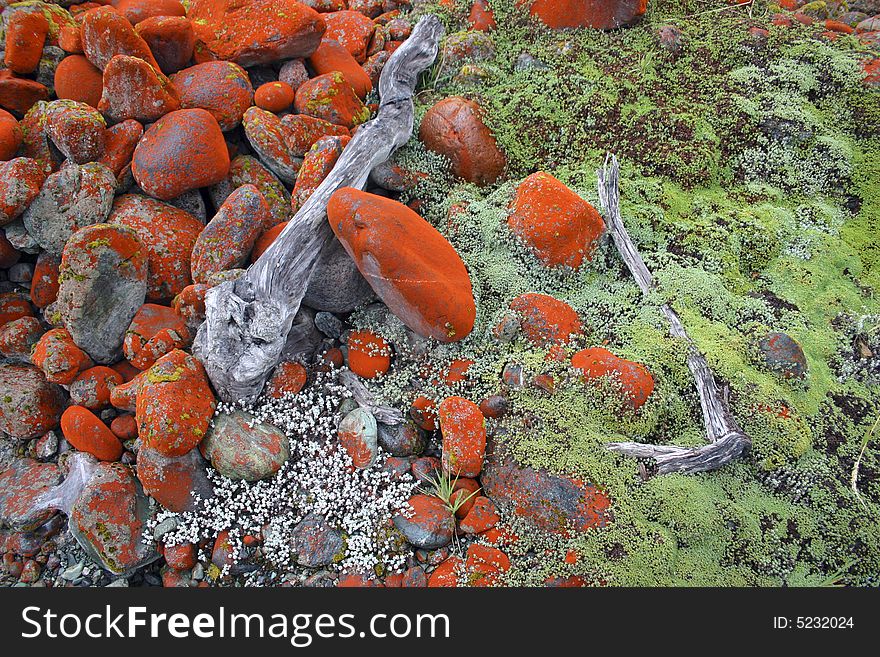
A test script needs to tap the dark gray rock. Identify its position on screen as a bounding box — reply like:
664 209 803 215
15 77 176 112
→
303 237 377 313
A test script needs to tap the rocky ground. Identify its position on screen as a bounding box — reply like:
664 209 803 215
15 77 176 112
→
0 0 879 588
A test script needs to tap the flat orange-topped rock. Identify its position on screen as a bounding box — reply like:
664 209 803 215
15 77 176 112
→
508 171 605 268
529 0 647 30
188 0 326 67
328 188 476 342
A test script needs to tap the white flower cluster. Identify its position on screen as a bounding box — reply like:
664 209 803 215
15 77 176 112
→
150 367 417 579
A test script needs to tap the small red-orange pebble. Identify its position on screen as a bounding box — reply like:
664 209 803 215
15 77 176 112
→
254 81 295 113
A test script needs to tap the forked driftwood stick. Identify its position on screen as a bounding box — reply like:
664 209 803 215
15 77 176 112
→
598 154 751 475
194 16 445 403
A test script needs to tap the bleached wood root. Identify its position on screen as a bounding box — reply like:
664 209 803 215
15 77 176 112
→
193 16 445 403
598 154 751 475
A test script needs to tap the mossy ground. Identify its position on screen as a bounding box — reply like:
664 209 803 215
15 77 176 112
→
353 0 880 585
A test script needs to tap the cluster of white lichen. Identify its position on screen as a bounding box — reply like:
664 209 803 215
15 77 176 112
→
151 367 417 578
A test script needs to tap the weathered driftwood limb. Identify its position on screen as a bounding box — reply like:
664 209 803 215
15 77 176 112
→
194 16 445 403
338 369 404 425
598 154 751 475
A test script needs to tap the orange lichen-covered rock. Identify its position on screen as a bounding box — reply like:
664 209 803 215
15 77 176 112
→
115 0 186 25
0 70 49 117
109 194 204 301
459 496 500 534
111 413 138 441
328 189 476 341
136 349 216 457
469 0 497 31
4 10 50 75
56 223 148 364
393 494 455 549
241 107 301 185
136 444 214 512
281 113 350 157
409 396 437 431
0 316 43 362
0 458 61 531
308 38 372 99
131 108 230 200
170 61 254 131
465 543 510 587
254 81 295 113
135 16 196 74
419 97 505 186
0 364 65 440
509 292 582 348
266 361 308 398
60 405 123 462
482 445 612 534
0 109 22 160
0 158 46 225
187 0 326 66
528 0 647 30
44 100 107 164
191 184 269 283
69 461 155 574
172 283 209 331
0 291 33 327
438 396 486 478
54 55 104 108
59 23 83 54
98 54 181 122
31 328 94 385
201 409 289 480
294 72 370 129
81 6 162 72
428 555 462 587
213 155 290 227
347 329 391 379
70 366 124 410
98 119 143 183
250 221 287 261
450 477 480 518
508 171 605 269
123 303 191 369
322 9 375 63
571 347 654 410
292 135 349 211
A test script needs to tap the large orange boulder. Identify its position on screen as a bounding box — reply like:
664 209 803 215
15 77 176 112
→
187 0 326 66
419 97 505 186
60 405 124 462
135 349 216 457
508 172 605 268
571 347 654 410
131 108 230 200
170 61 254 131
327 188 476 342
528 0 647 30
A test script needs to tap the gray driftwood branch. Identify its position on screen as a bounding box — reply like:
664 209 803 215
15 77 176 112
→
598 154 751 475
194 15 445 403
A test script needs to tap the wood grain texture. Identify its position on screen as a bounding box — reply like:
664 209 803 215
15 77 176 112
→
598 154 751 475
193 15 445 403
